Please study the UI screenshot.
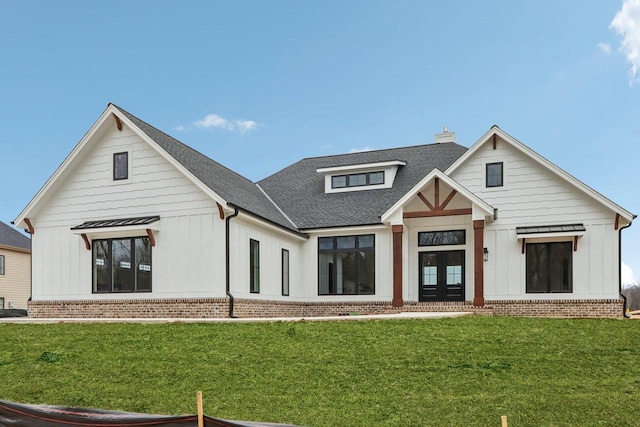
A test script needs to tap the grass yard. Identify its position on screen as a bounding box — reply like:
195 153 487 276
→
0 316 639 426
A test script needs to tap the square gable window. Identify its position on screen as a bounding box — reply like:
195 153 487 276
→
486 162 503 188
113 152 128 180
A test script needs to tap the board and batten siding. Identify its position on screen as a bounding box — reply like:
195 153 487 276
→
30 126 227 300
450 138 620 300
227 214 303 300
0 248 31 309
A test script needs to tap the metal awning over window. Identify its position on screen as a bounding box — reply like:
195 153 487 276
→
516 224 585 236
70 216 160 251
516 223 586 253
71 216 160 230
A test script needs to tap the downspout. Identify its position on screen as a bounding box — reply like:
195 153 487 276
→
225 206 239 318
619 219 634 318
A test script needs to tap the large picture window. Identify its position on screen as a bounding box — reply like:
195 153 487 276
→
250 239 260 293
93 237 151 293
318 234 375 295
526 242 572 293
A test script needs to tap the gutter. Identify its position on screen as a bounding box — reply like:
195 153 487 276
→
619 218 635 318
225 206 240 318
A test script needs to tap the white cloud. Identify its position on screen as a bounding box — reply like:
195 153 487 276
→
234 119 260 134
598 42 612 54
622 261 637 286
191 113 261 134
173 125 185 131
349 147 374 153
194 114 234 131
610 0 640 85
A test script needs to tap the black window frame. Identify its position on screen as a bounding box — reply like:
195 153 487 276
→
317 234 375 295
526 241 573 293
282 248 290 296
250 239 260 293
331 171 386 189
418 230 466 246
113 152 129 181
92 236 152 293
486 162 503 188
0 254 4 275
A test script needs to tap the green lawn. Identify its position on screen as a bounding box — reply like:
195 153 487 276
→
1 316 639 426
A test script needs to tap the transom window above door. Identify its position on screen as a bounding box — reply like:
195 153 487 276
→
418 230 466 246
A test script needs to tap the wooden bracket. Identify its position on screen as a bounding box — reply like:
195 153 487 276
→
146 229 156 247
615 213 620 230
492 133 497 150
112 113 122 131
81 234 91 250
216 202 225 220
573 236 579 252
440 189 457 210
434 178 440 210
521 238 525 254
417 192 435 211
24 218 34 235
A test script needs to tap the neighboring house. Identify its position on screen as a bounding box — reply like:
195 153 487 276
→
0 221 31 310
13 104 635 319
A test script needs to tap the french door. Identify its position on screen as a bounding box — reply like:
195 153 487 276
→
419 250 465 301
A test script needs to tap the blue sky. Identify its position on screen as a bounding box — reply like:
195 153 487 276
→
1 1 639 284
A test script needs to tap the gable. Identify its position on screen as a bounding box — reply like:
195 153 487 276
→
15 104 300 234
35 125 217 226
448 131 630 226
446 126 635 225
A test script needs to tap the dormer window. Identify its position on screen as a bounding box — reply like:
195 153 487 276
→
318 160 405 194
331 171 385 189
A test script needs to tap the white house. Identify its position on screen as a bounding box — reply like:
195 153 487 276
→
13 104 636 318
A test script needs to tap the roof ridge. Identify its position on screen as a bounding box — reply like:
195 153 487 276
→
297 141 466 162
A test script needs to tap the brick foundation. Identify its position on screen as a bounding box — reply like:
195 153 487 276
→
488 299 624 319
27 298 229 318
27 298 624 319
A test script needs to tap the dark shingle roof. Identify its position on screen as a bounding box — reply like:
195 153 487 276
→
259 143 468 229
113 105 298 232
112 104 468 232
0 221 30 250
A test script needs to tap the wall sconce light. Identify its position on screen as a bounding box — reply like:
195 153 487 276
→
483 247 489 262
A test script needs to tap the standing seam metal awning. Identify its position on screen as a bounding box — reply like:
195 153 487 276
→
515 224 586 235
71 216 160 230
516 223 586 253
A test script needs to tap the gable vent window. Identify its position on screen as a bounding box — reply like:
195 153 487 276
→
113 152 128 180
486 162 503 188
331 171 385 189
